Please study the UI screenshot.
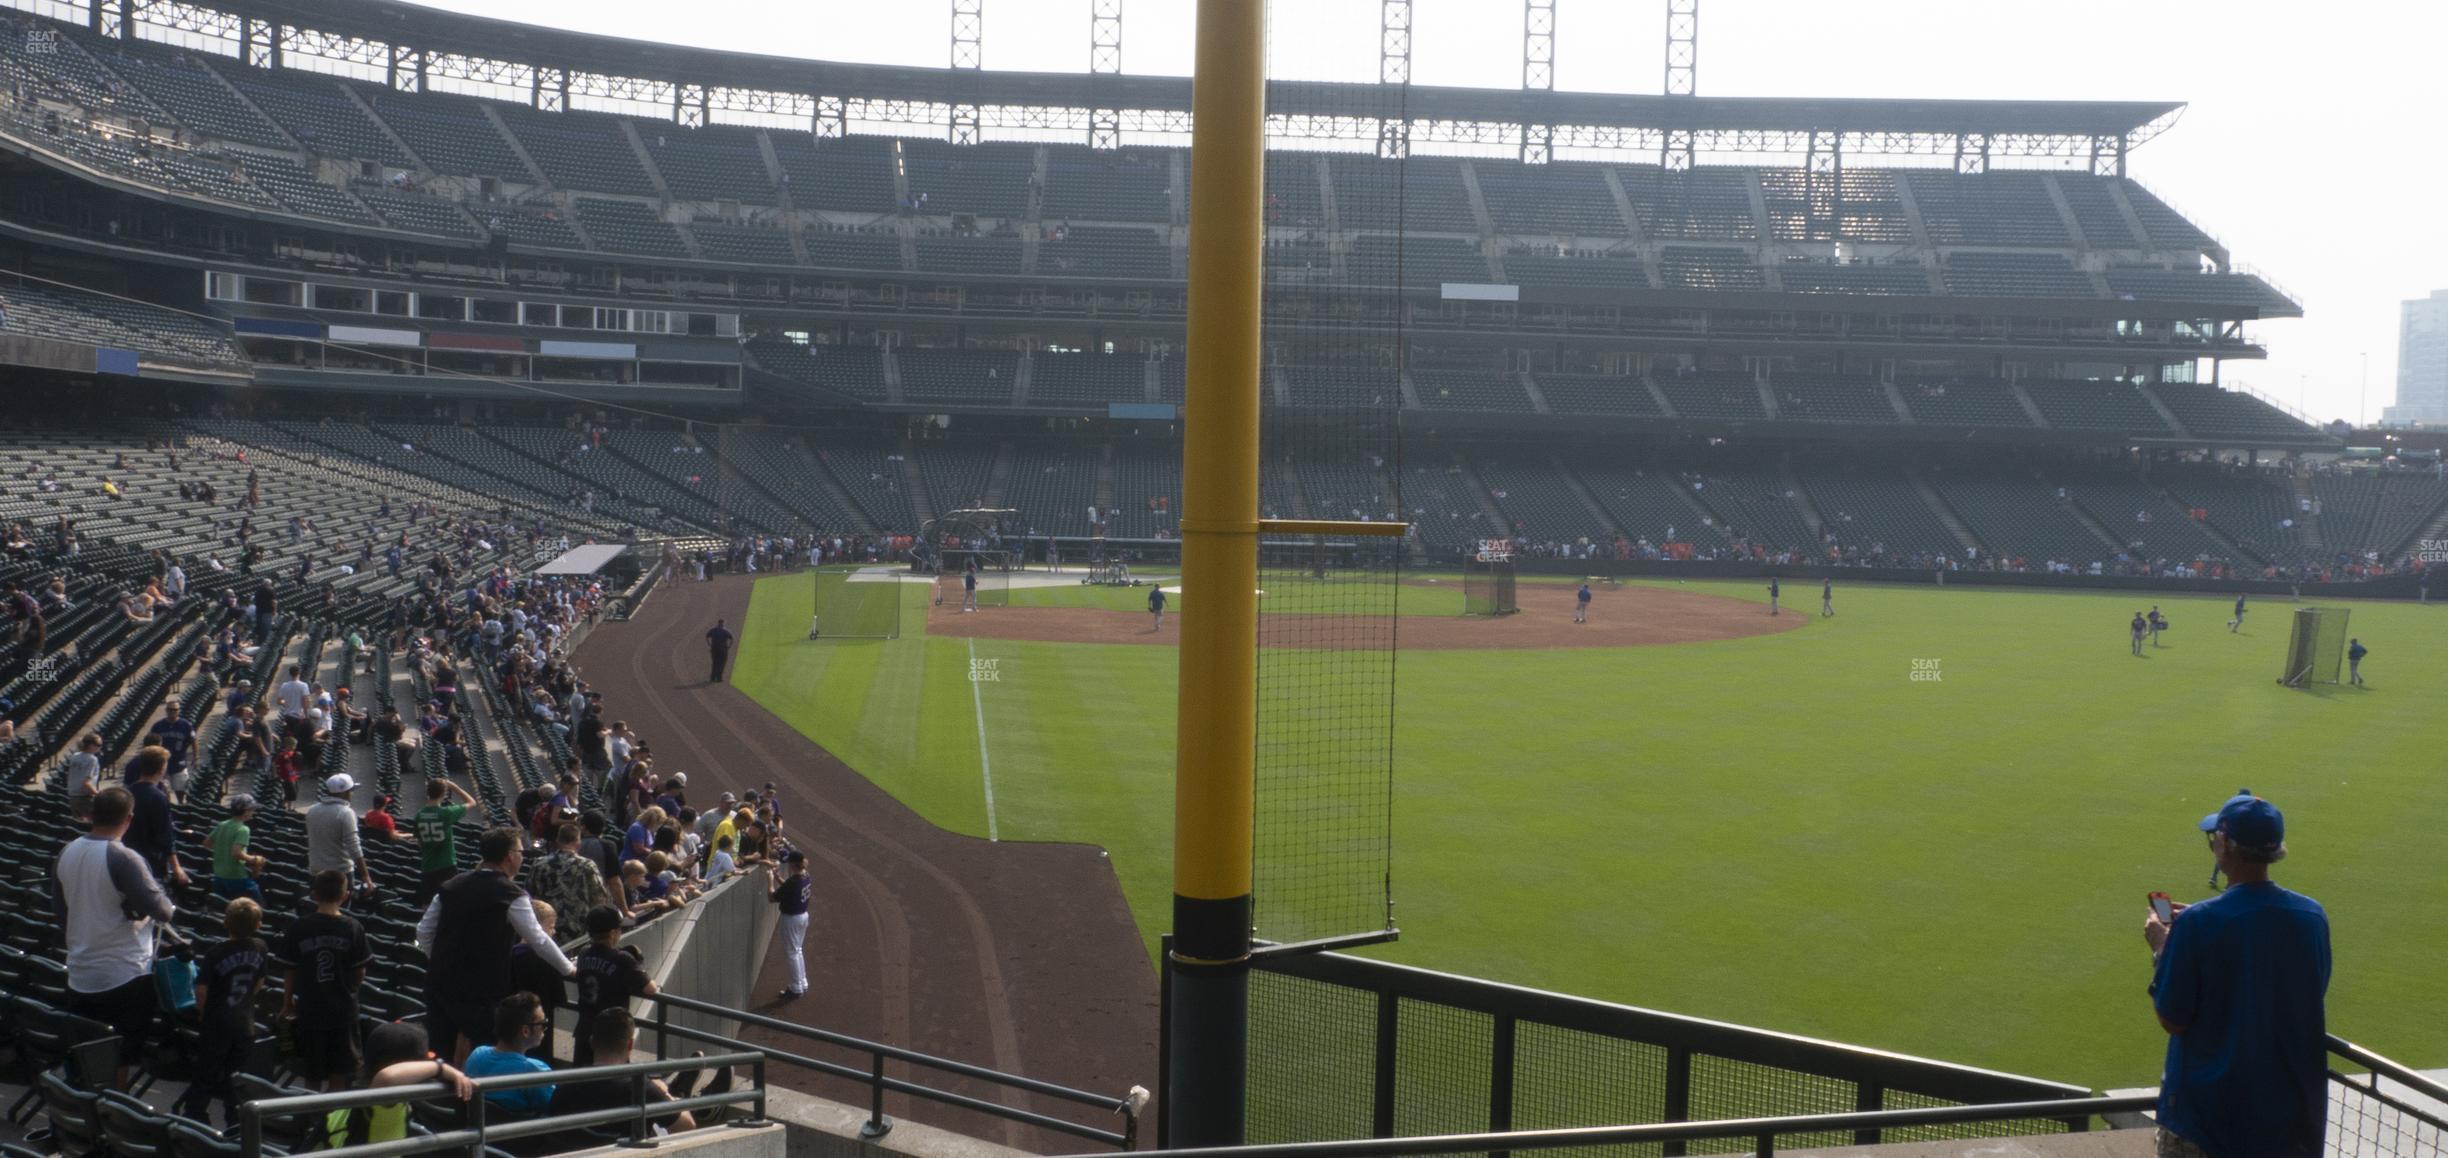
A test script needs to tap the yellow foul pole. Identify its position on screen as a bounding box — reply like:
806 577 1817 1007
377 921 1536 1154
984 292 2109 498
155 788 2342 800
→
1170 0 1265 1146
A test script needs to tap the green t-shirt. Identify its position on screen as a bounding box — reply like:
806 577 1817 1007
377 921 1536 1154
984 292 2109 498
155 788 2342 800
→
323 1103 408 1148
208 818 252 879
413 803 468 873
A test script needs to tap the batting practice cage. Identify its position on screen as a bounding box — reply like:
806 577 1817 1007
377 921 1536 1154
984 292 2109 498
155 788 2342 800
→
1462 541 1520 616
924 508 1018 609
2280 606 2350 687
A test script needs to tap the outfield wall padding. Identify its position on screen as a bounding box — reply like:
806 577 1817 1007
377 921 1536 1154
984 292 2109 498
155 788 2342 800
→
1503 559 2435 602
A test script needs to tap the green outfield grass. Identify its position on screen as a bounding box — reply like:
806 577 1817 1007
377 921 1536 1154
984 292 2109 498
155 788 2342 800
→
729 569 2447 1087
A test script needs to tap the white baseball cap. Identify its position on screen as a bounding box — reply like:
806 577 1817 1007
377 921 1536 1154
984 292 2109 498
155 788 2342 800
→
323 773 356 795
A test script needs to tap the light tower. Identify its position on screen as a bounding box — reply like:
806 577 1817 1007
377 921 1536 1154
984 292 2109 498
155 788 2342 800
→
1089 0 1122 149
1664 0 1697 95
1521 0 1555 163
949 0 982 145
1661 0 1697 169
1378 0 1412 158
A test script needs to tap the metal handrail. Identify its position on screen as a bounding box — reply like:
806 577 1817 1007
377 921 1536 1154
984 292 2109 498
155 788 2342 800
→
1068 1094 2157 1158
644 990 1144 1148
2330 1036 2448 1103
1247 948 2093 1107
2328 1034 2448 1130
2224 380 2326 428
238 1051 769 1158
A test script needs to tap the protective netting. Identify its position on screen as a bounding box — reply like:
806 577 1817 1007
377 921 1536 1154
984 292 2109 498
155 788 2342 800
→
1246 968 1379 1145
1247 0 1406 948
1684 1055 1854 1152
1876 1088 2070 1145
1461 553 1518 616
811 569 902 639
2282 605 2350 686
2327 1075 2448 1157
1391 1001 1494 1138
928 507 1020 610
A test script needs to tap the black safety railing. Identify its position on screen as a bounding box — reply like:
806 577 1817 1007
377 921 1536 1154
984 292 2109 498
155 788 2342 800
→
237 1051 769 1158
642 990 1145 1149
1076 1095 2159 1158
1133 1010 2448 1158
2327 1034 2448 1154
1188 944 2097 1151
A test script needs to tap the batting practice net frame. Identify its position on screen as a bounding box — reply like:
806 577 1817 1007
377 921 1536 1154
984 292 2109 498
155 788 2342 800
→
925 508 1017 610
1462 542 1519 617
808 567 903 640
2279 606 2349 687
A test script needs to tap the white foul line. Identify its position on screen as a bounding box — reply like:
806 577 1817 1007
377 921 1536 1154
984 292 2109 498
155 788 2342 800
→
967 637 999 841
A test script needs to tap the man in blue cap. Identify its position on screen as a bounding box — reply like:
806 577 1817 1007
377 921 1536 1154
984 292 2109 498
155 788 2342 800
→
2142 789 2330 1158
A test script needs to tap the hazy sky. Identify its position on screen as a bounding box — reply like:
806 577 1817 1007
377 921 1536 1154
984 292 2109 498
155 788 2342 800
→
400 0 2448 425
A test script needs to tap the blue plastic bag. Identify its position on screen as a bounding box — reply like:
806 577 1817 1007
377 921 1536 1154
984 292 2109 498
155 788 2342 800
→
153 940 197 1013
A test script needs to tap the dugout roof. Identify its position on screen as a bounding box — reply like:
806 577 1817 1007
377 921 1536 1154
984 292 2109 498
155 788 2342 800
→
534 543 629 576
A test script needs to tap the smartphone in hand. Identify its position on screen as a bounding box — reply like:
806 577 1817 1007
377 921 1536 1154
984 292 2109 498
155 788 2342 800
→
2149 891 2175 923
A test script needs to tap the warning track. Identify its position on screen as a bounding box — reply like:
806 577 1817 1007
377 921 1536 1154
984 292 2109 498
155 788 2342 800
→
574 575 1156 1147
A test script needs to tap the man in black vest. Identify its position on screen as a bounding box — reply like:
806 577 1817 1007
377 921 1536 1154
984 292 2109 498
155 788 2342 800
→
415 827 576 1063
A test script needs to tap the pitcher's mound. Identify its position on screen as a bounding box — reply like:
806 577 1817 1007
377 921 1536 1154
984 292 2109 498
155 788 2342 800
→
926 582 1803 650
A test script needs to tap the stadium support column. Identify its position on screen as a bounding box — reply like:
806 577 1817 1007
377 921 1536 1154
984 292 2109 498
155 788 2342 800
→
2090 133 2126 178
1171 0 1264 1148
243 18 279 70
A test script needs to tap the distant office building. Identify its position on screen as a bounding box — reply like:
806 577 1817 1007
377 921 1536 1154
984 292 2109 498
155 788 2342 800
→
2385 289 2448 425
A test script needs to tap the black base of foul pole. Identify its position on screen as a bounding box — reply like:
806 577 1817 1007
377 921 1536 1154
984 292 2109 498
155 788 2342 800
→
1167 893 1252 1148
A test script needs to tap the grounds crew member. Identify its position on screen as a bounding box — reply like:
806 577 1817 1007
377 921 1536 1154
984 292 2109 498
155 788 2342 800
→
705 618 733 683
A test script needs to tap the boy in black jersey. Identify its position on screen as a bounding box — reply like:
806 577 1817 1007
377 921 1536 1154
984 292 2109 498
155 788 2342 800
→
571 905 657 1066
770 850 812 999
176 898 269 1126
278 870 373 1090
